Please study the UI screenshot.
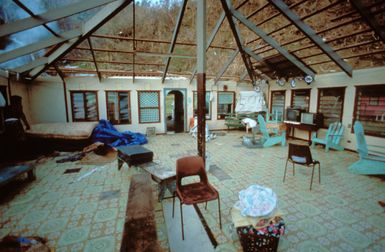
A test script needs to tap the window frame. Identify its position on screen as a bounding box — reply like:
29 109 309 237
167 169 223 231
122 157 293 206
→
193 91 212 120
137 90 161 124
105 90 131 125
291 89 311 112
270 90 286 119
70 90 99 122
217 91 235 120
352 84 385 138
316 87 346 129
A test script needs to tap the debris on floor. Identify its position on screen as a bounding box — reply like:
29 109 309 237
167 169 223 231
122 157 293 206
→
0 235 51 252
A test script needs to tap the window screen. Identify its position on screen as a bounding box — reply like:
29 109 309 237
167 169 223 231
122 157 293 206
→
138 91 160 123
317 87 345 128
291 89 310 112
217 92 234 119
71 91 98 122
106 91 131 124
354 85 385 137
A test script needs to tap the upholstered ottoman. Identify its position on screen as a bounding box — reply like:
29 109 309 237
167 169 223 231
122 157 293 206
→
117 145 153 170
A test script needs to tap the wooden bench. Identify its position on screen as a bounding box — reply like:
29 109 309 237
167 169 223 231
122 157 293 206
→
120 174 160 252
0 164 36 187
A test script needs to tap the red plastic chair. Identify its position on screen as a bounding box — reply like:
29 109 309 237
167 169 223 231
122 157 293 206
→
172 156 222 239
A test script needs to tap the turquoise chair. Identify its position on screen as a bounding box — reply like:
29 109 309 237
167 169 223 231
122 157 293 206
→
311 122 344 152
257 114 286 147
348 121 385 175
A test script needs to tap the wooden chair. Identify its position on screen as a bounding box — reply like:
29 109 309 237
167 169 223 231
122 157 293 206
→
283 143 320 190
348 121 385 174
311 122 344 152
172 156 222 240
257 114 286 147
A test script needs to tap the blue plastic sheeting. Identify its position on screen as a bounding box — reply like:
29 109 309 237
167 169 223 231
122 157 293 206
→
91 120 147 147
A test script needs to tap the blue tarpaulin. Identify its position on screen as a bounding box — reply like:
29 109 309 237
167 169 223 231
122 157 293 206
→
91 120 148 147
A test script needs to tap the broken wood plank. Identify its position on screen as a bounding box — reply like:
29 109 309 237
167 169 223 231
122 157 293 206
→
120 173 160 252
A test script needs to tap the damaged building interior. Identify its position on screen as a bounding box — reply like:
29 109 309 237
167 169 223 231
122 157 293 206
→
0 0 385 251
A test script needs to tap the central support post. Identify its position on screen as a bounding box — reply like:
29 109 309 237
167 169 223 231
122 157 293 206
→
196 0 206 159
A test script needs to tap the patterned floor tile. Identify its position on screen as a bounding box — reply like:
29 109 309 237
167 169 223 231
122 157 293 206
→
57 226 90 246
84 236 115 252
336 227 371 249
93 208 118 223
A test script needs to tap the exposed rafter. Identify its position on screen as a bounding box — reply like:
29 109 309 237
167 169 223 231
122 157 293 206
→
28 0 133 80
161 0 188 83
12 0 59 37
189 0 248 82
220 0 255 83
0 28 82 64
350 0 385 44
268 0 352 77
230 3 315 78
11 57 48 74
0 0 117 38
87 38 101 82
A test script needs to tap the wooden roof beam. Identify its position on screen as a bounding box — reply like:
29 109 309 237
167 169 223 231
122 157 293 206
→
269 0 352 76
350 0 385 44
229 2 315 78
28 0 133 80
87 37 101 82
0 28 82 64
12 0 60 37
189 0 248 82
0 0 117 38
220 0 256 83
246 0 344 46
161 0 188 83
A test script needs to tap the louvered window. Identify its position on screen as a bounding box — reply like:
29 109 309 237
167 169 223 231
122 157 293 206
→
354 85 385 137
270 91 285 121
317 87 345 128
217 91 235 119
138 91 160 123
71 91 98 122
291 89 310 112
106 91 131 124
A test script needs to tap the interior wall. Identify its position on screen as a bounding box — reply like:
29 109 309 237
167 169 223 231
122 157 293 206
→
269 66 385 150
29 76 254 134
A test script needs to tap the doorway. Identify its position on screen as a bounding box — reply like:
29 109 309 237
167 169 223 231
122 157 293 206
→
164 89 186 133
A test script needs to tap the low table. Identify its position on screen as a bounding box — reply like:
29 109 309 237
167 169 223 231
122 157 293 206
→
117 145 153 170
0 164 36 187
141 163 176 202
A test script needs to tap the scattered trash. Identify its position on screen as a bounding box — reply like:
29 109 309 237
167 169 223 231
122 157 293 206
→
56 152 85 163
0 235 51 252
75 168 98 182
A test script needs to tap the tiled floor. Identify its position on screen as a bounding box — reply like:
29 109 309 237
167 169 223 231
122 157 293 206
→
1 131 385 251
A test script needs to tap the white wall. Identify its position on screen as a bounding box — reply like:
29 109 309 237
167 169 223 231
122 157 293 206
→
29 75 254 134
269 66 385 150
